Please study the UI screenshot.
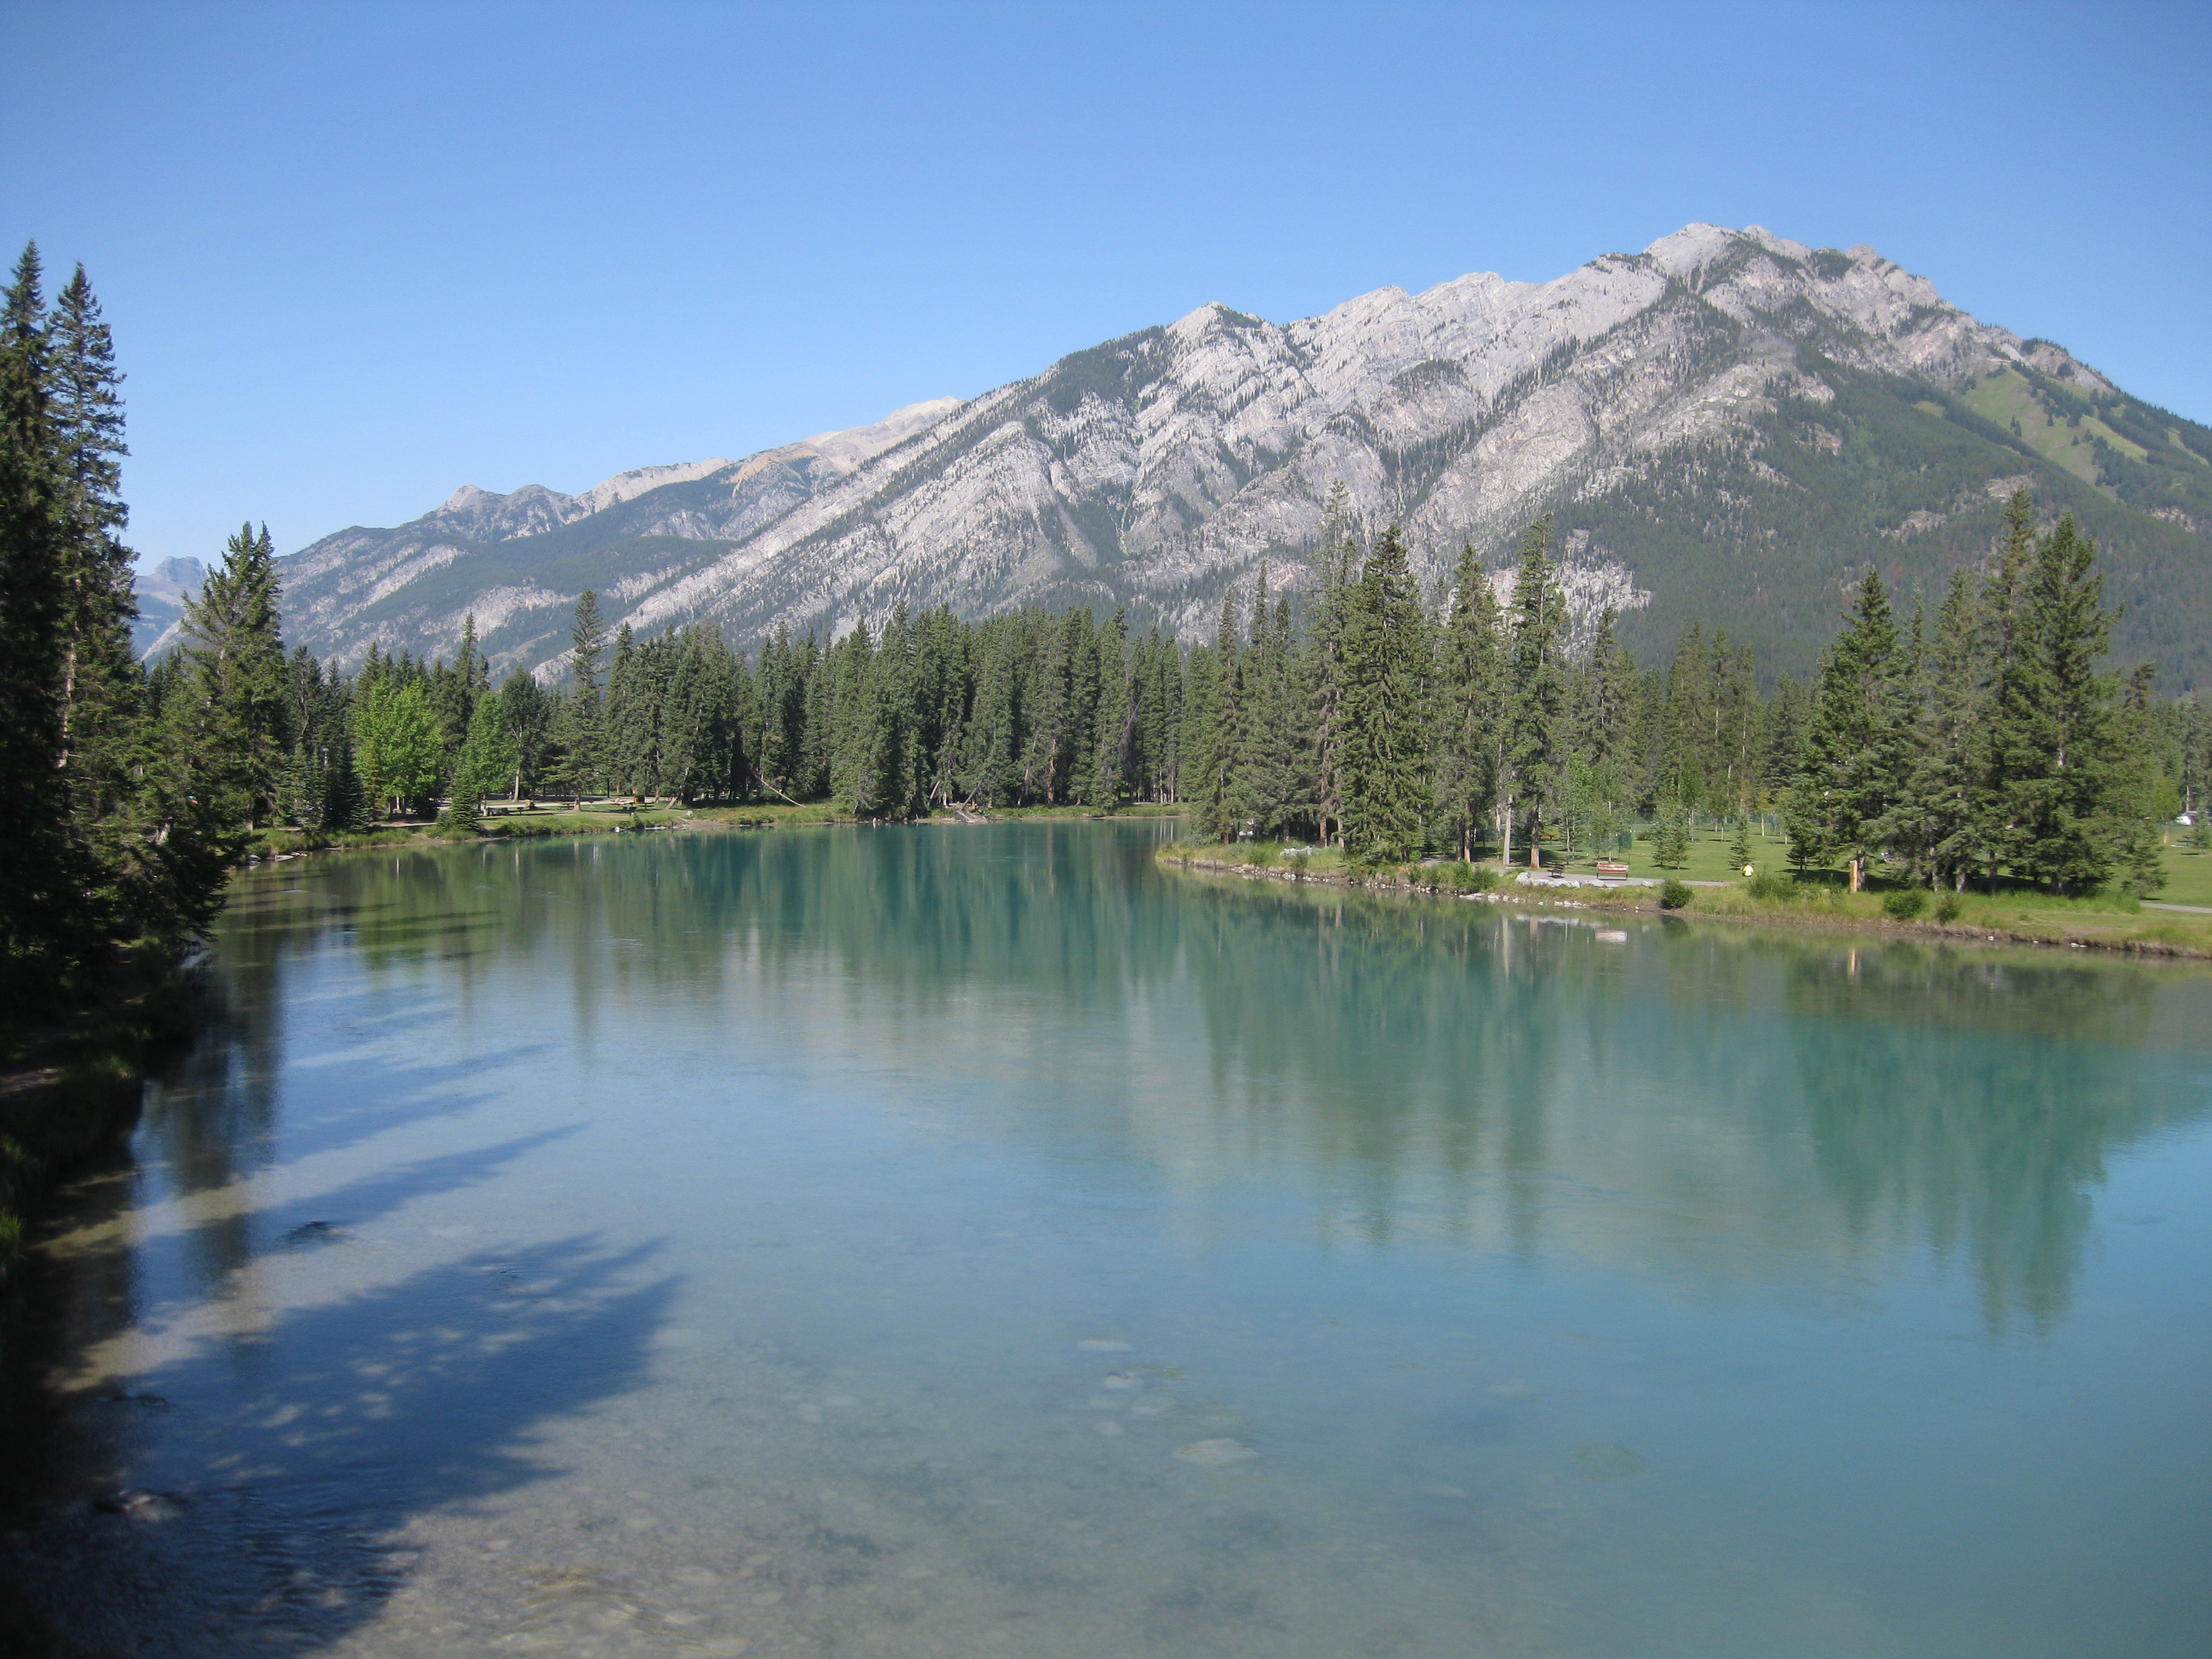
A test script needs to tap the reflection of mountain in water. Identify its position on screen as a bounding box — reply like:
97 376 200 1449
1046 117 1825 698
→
232 825 2212 1331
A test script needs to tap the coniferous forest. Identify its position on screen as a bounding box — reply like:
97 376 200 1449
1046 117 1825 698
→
4 241 2199 1026
119 486 2201 901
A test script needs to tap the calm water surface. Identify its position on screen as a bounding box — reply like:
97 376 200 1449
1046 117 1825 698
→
8 820 2212 1657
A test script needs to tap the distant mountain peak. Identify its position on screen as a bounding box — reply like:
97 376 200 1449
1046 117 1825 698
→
266 223 2212 689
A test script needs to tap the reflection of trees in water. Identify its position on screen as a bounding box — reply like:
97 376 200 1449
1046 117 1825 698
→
1775 946 2175 1332
1164 882 2212 1329
216 831 2212 1335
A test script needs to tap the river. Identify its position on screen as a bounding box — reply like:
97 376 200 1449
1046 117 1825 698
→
5 819 2210 1657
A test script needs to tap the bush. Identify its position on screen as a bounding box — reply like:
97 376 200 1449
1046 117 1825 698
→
1436 861 1495 893
1657 879 1692 911
1745 871 1795 902
1882 888 1928 920
1934 892 1963 923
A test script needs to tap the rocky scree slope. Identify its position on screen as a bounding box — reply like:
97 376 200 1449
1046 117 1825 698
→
267 224 2212 687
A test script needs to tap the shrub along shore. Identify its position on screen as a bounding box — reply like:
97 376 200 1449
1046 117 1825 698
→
1157 839 2212 958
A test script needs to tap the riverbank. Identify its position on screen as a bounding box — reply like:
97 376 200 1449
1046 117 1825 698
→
1158 842 2212 959
245 799 1187 862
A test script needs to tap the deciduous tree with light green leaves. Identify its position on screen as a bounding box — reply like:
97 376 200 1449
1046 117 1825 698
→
354 678 444 819
454 691 520 815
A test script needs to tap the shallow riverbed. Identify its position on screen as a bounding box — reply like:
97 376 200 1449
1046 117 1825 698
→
7 820 2211 1657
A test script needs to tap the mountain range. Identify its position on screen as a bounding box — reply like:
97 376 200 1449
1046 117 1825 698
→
163 223 2212 688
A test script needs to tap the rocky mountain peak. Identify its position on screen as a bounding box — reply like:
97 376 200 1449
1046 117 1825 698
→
264 223 2212 691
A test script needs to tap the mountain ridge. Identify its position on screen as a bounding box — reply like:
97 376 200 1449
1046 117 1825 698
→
251 225 2212 688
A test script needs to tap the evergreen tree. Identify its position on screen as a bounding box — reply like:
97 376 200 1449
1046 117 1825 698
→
1792 571 1906 890
1972 490 2037 890
2115 662 2168 896
846 609 915 819
1761 675 1809 799
1231 569 1304 836
1193 588 1244 839
1997 514 2127 892
1501 518 1567 868
0 242 75 987
47 264 139 810
1305 482 1359 846
319 728 369 831
500 670 552 797
1894 569 1985 890
1085 608 1133 809
173 523 289 828
960 617 1029 807
558 589 609 802
1339 526 1432 862
1432 539 1504 859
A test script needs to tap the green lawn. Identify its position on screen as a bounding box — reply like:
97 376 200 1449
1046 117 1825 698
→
1164 828 2212 957
2153 841 2212 907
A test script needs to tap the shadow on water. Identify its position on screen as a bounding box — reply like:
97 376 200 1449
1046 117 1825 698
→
283 825 2212 1335
2 1203 677 1657
8 822 2206 1653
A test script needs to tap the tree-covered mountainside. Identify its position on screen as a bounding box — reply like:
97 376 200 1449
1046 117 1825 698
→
255 224 2212 691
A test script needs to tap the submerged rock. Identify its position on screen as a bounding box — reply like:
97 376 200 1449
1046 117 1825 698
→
1172 1439 1256 1466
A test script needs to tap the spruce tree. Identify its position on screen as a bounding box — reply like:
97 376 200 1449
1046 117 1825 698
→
1231 568 1304 836
1501 518 1567 868
560 589 608 802
500 670 552 797
47 264 139 804
1792 571 1906 890
0 241 75 988
2115 662 2168 896
1339 525 1432 863
1086 608 1133 809
1305 482 1358 846
1432 539 1504 859
1895 569 1984 890
173 523 289 829
1997 515 2126 892
1194 588 1243 839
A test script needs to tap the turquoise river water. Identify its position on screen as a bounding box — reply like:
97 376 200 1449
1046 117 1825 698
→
5 819 2211 1657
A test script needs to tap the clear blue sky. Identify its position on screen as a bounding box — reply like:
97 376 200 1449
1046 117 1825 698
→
4 1 2207 572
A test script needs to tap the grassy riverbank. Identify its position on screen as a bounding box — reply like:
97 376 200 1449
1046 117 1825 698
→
1159 839 2212 958
246 799 1187 860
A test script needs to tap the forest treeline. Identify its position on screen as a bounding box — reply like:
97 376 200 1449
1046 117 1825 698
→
249 480 2181 901
1 247 240 1014
3 241 2198 1014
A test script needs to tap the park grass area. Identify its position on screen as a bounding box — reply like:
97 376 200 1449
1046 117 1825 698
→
1160 831 2212 958
2148 842 2212 908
